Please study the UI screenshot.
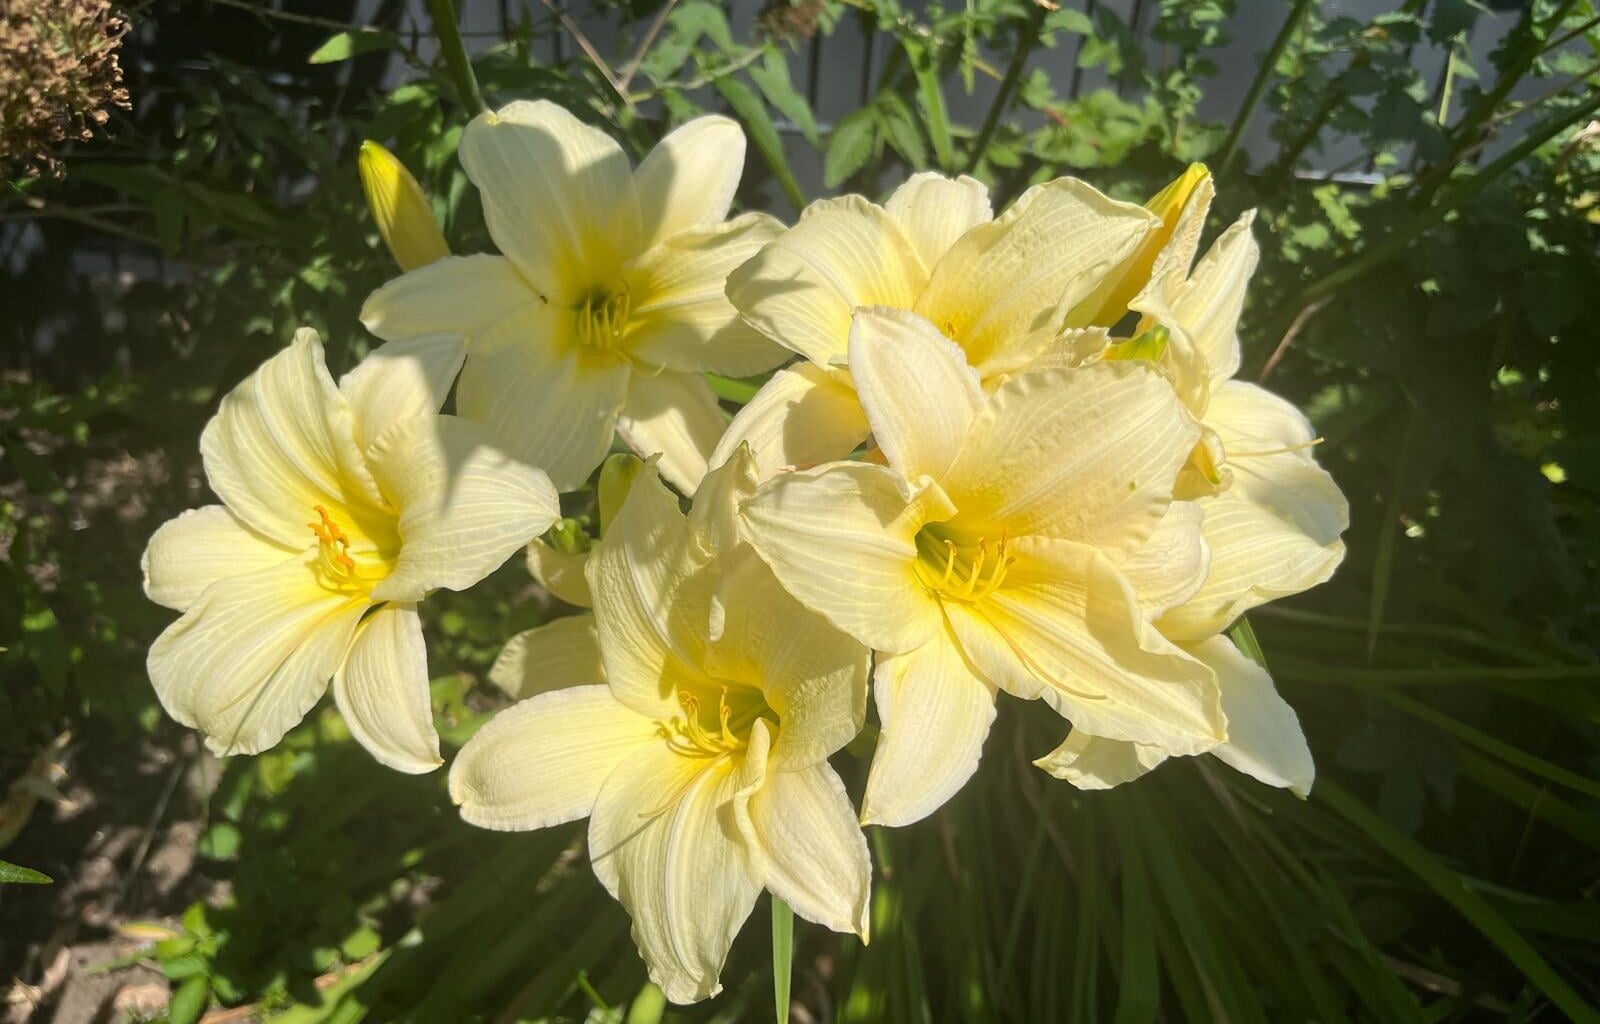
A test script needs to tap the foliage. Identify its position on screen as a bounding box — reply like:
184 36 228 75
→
3 0 1600 1020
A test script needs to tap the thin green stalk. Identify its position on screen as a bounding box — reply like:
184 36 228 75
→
426 0 485 115
962 0 1048 175
1218 0 1315 178
1318 779 1600 1024
772 897 794 1024
1412 0 1579 204
1299 88 1600 303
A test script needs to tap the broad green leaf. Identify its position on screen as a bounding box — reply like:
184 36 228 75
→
167 975 209 1024
824 108 878 187
308 30 396 64
0 859 51 884
749 49 819 146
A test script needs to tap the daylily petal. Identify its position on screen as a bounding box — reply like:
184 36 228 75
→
360 254 541 341
148 556 366 757
734 744 871 937
688 443 759 562
1158 381 1347 642
340 333 467 452
705 551 868 770
848 307 983 482
490 613 606 700
1165 209 1258 386
587 465 717 718
633 115 747 252
451 684 658 831
1038 633 1316 796
459 100 641 300
333 602 442 774
366 415 559 603
940 361 1199 558
916 178 1158 376
589 733 763 1004
526 537 593 607
142 505 295 612
614 370 726 495
726 195 927 366
883 172 992 271
1116 500 1209 619
199 329 382 549
860 630 997 827
709 362 870 481
1194 635 1314 796
741 462 954 654
624 213 789 377
944 537 1225 755
1032 730 1168 790
1079 164 1213 328
456 314 631 492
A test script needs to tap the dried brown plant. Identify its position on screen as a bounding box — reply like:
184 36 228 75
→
0 0 132 178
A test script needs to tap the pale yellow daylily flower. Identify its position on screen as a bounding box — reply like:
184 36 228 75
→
1032 167 1350 798
142 329 558 770
362 101 788 494
712 172 1163 478
358 140 449 272
451 454 871 1003
739 308 1225 827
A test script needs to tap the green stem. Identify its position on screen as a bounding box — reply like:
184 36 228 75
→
771 896 794 1024
1299 87 1600 303
962 1 1048 175
1218 0 1315 178
427 0 485 115
1412 0 1579 204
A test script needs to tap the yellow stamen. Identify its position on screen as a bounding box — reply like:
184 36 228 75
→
915 527 1014 603
1228 437 1325 459
308 504 356 571
574 287 631 351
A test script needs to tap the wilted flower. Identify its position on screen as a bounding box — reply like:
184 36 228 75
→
0 0 131 178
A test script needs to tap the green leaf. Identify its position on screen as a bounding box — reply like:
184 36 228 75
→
905 39 953 170
167 975 210 1024
877 93 928 168
713 74 806 212
0 859 51 884
307 30 396 65
198 821 240 860
749 49 819 146
824 108 878 187
1319 779 1600 1023
772 896 794 1024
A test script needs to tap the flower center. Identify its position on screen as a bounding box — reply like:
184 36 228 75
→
307 505 387 593
656 686 766 759
573 285 631 351
913 525 1014 603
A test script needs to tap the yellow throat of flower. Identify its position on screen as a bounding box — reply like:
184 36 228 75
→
913 525 1015 603
307 505 391 593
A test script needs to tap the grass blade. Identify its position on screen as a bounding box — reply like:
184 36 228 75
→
1318 778 1600 1023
